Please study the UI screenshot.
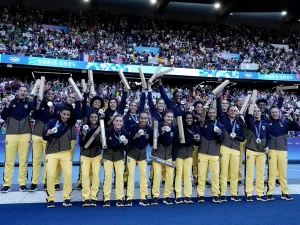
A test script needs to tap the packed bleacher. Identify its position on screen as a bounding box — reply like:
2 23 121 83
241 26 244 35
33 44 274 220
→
0 5 300 73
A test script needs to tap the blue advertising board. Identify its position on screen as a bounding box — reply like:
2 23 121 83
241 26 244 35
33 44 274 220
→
1 54 299 82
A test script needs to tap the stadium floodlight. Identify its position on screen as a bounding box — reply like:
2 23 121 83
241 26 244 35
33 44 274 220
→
214 3 221 9
281 11 287 16
150 0 157 4
83 0 89 2
230 13 233 16
298 19 300 22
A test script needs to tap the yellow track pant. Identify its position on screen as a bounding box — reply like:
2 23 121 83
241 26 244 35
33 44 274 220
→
81 155 102 201
197 153 220 196
192 146 198 181
175 157 192 198
46 151 73 202
220 146 240 196
152 160 174 198
245 149 266 197
267 150 289 195
54 140 76 185
31 135 47 185
228 140 246 182
126 157 148 200
4 134 31 187
149 164 166 182
103 159 124 201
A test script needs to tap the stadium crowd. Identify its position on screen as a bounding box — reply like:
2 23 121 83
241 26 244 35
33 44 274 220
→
0 76 300 136
0 5 300 73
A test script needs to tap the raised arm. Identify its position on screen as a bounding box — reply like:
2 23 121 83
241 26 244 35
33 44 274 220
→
138 92 146 114
216 94 224 120
118 91 128 114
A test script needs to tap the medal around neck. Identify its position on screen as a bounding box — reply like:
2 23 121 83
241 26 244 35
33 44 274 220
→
51 127 58 133
230 133 236 138
83 125 89 131
47 101 53 107
214 126 219 133
98 109 104 114
120 135 126 143
138 129 145 135
256 138 262 144
194 134 200 140
165 126 171 132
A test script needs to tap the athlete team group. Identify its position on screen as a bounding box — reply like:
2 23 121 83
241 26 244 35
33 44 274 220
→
0 77 297 208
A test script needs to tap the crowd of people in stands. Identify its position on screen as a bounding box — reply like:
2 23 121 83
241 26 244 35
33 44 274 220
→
0 76 300 137
0 5 300 73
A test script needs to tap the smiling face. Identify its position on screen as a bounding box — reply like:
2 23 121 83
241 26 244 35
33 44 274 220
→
270 107 280 120
156 99 165 112
227 106 238 119
113 115 123 130
92 99 102 109
18 87 28 99
221 100 229 111
46 90 54 101
195 103 203 114
185 113 193 126
237 97 244 108
208 108 217 120
164 112 174 125
174 92 182 104
109 99 117 110
139 112 148 127
253 107 261 119
60 109 71 123
129 101 138 114
67 93 75 104
89 113 99 125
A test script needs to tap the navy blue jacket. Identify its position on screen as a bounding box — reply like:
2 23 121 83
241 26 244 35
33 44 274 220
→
198 120 224 156
43 119 74 141
123 92 146 129
245 114 271 152
128 123 153 150
1 98 35 121
147 92 164 123
268 118 300 151
217 97 245 150
103 127 129 161
1 98 36 135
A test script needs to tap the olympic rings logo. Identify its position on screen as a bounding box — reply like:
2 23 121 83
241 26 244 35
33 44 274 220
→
9 57 21 63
